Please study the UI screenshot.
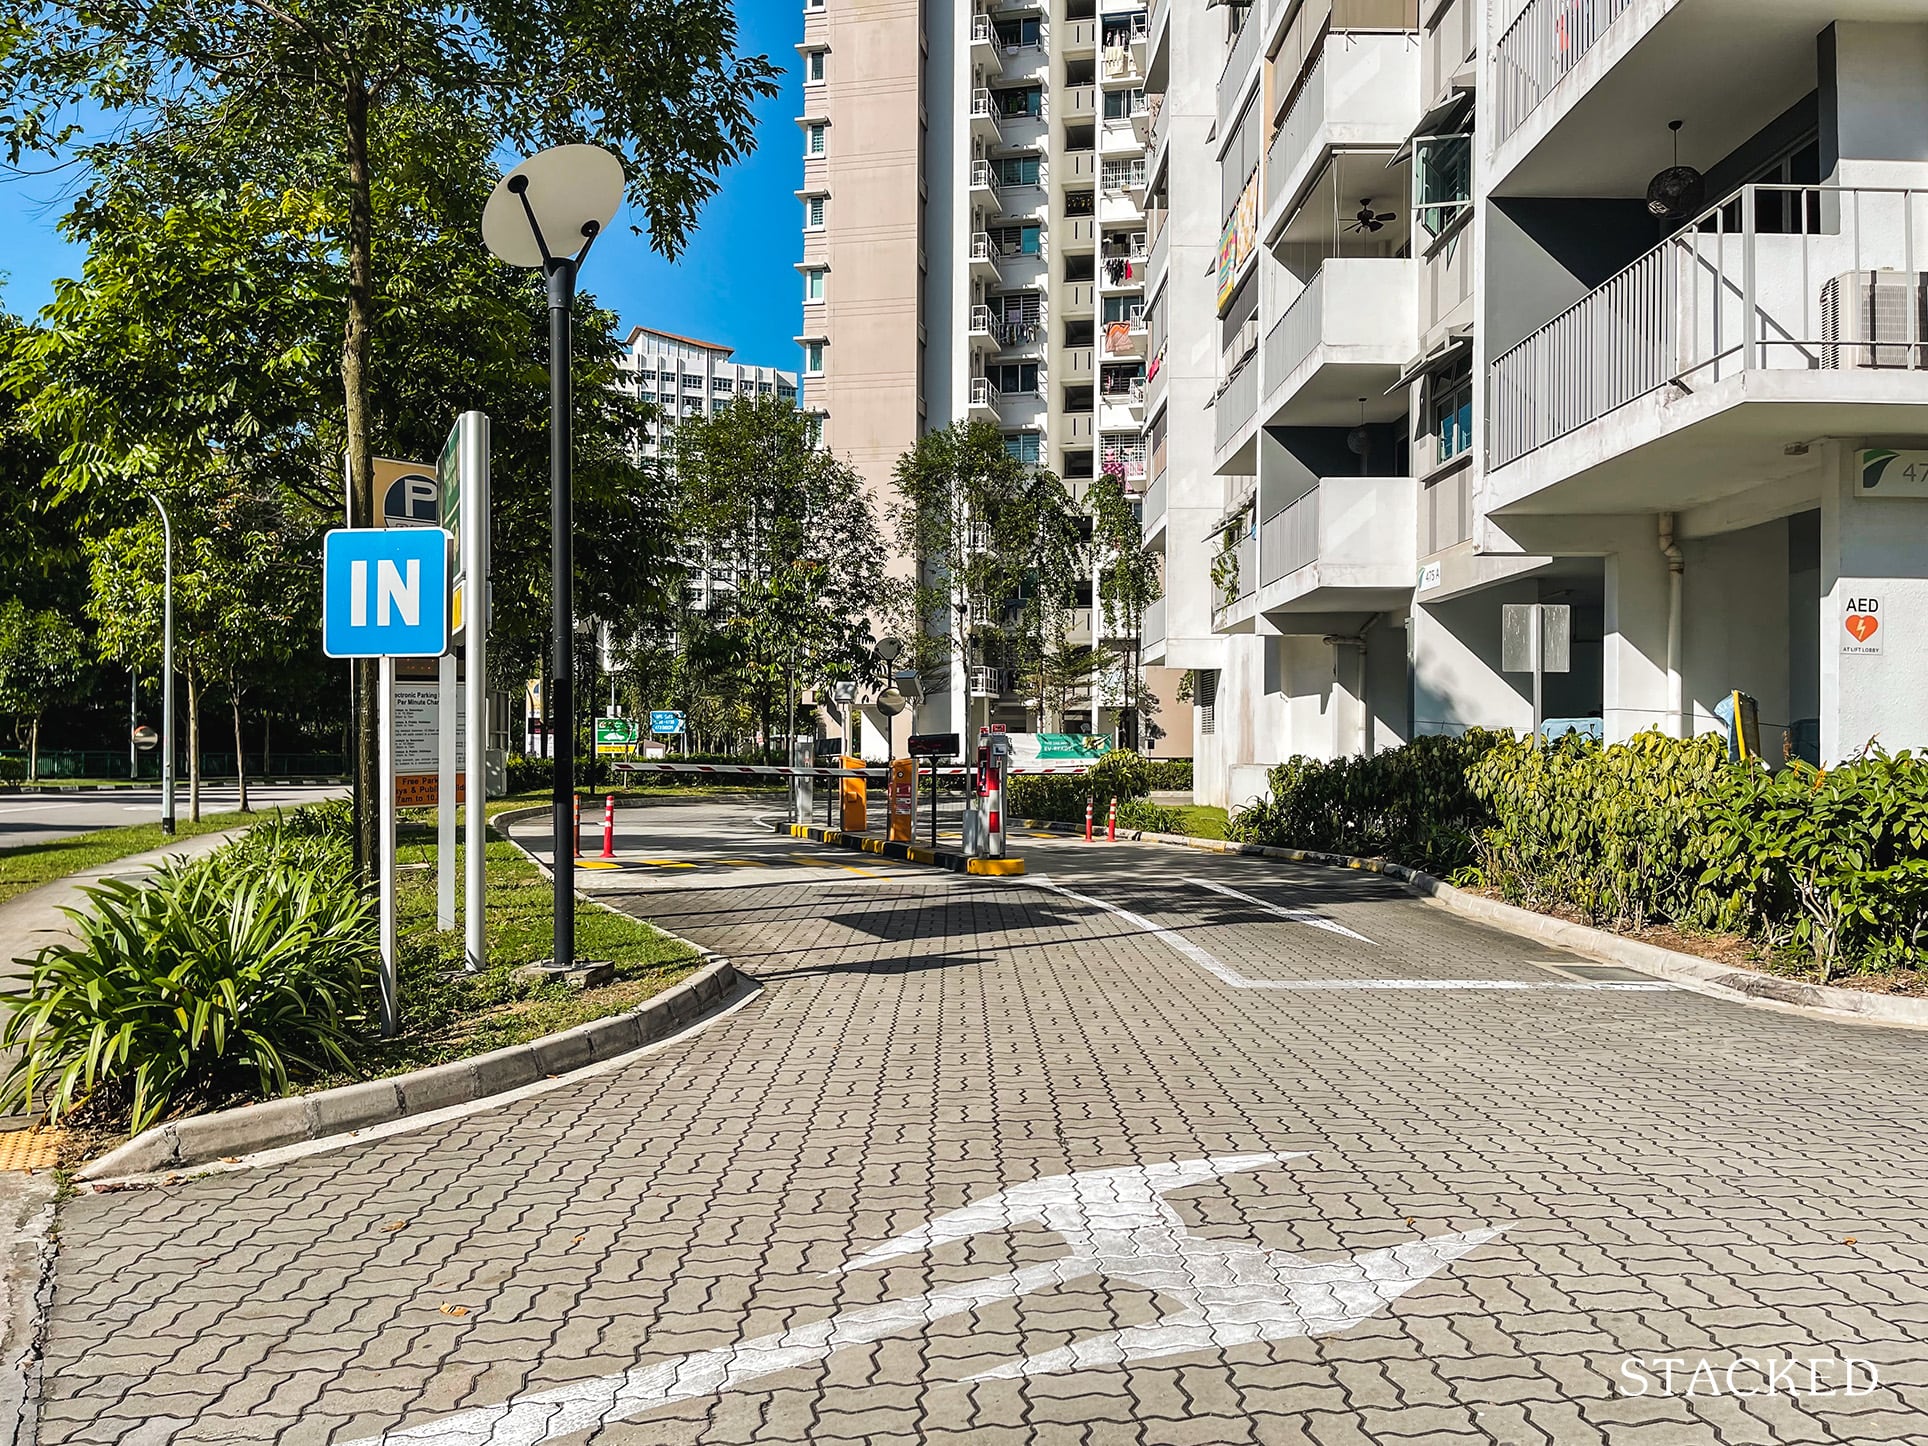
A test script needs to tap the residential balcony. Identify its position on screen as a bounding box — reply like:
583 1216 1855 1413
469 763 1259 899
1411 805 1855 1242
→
1130 8 1151 75
1212 358 1261 475
1142 596 1166 662
1061 215 1098 253
1142 468 1168 540
1065 85 1098 123
1101 437 1148 483
1262 31 1420 236
1098 389 1139 432
968 304 998 354
968 375 1003 421
1146 214 1169 288
1262 258 1418 426
1063 281 1096 317
1062 15 1097 56
1145 0 1170 88
969 232 1002 284
970 160 1003 216
1102 303 1147 359
969 665 1006 699
1486 183 1928 517
1132 91 1159 147
1487 0 1870 199
1217 9 1261 134
969 88 1003 146
1102 21 1145 87
1423 0 1475 110
1252 476 1418 615
1213 526 1258 622
970 13 1003 77
1062 345 1094 384
993 315 1046 349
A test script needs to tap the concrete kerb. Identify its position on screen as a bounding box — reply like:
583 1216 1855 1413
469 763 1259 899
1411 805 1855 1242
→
78 803 749 1181
772 821 1028 877
1019 816 1928 1032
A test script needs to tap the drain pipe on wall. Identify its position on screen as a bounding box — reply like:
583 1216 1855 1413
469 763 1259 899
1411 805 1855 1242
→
1659 512 1684 737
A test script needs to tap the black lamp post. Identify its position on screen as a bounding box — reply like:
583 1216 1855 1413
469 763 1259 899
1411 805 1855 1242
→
482 144 625 968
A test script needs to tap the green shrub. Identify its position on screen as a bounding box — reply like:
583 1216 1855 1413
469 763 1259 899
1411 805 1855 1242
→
0 843 375 1131
1115 798 1185 834
1008 749 1158 826
0 757 26 783
1229 730 1510 874
1142 759 1194 791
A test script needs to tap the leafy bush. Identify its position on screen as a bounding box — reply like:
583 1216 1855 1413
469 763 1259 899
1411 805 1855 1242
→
1142 759 1194 791
0 757 26 783
1115 798 1185 834
1229 730 1509 874
0 838 374 1131
1009 749 1159 826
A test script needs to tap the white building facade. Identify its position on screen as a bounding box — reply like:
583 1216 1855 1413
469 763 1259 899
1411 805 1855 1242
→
1144 0 1928 809
614 325 799 466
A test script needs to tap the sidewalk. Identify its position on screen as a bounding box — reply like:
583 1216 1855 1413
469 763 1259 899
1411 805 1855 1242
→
0 823 250 1443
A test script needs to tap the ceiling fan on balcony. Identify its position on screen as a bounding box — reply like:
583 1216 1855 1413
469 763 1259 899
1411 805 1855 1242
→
1346 198 1396 234
1645 119 1705 220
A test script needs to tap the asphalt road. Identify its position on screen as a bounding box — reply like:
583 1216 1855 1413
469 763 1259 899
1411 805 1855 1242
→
35 798 1928 1445
0 784 345 850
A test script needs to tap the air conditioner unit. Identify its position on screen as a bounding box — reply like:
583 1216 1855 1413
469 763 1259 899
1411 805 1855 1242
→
1820 270 1928 370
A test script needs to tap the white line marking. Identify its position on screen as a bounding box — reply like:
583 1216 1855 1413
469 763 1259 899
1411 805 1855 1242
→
1184 876 1375 944
1024 877 1667 992
337 1154 1505 1445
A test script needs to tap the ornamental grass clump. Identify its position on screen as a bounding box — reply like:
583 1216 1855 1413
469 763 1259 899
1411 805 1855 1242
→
0 820 374 1133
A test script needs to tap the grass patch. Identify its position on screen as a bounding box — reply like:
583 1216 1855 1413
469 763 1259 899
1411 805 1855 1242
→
0 813 253 907
1167 805 1230 840
344 802 702 1078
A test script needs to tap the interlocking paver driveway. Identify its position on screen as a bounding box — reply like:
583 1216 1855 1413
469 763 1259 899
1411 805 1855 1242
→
37 800 1928 1444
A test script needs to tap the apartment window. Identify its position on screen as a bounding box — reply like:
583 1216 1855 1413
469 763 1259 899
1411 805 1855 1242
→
758 381 774 394
988 223 1041 257
803 341 826 375
1064 189 1095 217
806 49 826 82
1103 88 1143 121
991 291 1042 324
1004 432 1041 464
713 376 734 392
1101 294 1139 324
994 17 1039 48
806 123 826 155
996 85 1042 119
991 362 1039 395
804 267 826 302
805 194 825 229
1414 134 1472 240
777 384 798 400
1428 356 1473 464
992 155 1040 188
1220 96 1258 220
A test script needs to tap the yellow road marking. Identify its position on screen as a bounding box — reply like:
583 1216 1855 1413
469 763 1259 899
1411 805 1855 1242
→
640 859 696 869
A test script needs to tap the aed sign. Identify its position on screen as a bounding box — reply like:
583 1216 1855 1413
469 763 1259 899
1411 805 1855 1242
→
323 528 451 658
1843 595 1883 656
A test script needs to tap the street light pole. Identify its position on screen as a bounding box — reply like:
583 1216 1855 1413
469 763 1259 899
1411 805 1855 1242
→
483 144 624 971
546 247 577 970
149 493 176 836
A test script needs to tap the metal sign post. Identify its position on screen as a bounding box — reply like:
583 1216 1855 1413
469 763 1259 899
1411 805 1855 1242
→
324 526 453 1037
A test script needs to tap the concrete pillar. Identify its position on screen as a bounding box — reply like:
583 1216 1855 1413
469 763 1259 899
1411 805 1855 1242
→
1603 540 1672 743
1819 443 1928 762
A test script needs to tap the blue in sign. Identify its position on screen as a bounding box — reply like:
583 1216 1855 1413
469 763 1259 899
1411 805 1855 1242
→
650 710 686 735
323 528 452 658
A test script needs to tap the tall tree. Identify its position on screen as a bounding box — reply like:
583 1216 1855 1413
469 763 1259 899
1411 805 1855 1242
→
676 396 889 756
0 600 88 780
892 421 1073 734
2 2 775 860
1088 466 1163 749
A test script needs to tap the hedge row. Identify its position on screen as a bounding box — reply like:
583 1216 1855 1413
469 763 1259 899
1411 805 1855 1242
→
1229 729 1928 978
1007 751 1184 835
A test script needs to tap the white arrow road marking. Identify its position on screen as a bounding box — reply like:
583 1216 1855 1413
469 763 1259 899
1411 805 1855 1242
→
1183 876 1375 943
1024 876 1668 992
339 1155 1503 1446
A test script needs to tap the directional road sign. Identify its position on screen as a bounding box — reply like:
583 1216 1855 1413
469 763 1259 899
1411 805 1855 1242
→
323 528 452 659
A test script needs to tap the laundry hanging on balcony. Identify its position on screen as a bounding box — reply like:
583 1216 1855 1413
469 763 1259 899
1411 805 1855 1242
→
1104 321 1133 356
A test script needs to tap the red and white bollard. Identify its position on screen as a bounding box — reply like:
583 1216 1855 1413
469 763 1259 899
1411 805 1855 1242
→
600 793 616 860
1106 797 1117 842
573 795 583 858
1085 797 1094 842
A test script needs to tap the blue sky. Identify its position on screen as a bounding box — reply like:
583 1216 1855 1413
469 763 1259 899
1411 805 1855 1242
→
0 0 802 370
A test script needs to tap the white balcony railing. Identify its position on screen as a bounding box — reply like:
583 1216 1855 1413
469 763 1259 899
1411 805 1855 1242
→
1103 438 1148 479
1490 185 1928 468
1214 361 1260 453
970 376 1003 408
970 231 996 265
969 665 1006 698
1143 596 1165 648
1264 273 1326 391
1493 0 1633 143
1101 158 1147 194
969 303 994 335
969 159 1001 198
1143 469 1167 530
1217 10 1260 132
970 88 999 126
1267 53 1324 214
1260 489 1320 586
